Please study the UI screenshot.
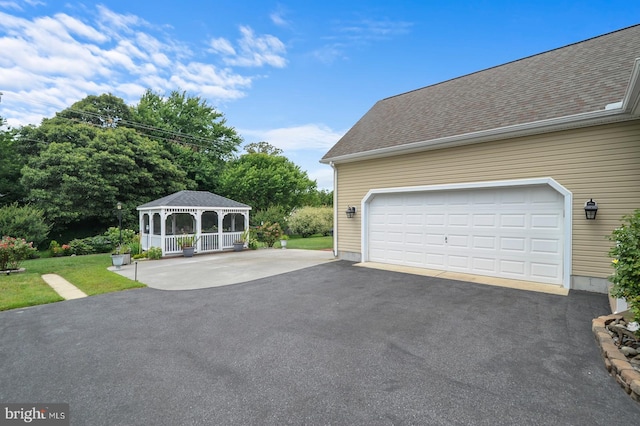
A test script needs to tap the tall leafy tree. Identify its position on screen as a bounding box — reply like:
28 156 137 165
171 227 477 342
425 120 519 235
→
20 123 189 234
0 117 26 205
219 151 317 213
131 90 243 191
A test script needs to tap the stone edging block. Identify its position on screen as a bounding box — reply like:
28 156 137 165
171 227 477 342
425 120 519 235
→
592 315 640 402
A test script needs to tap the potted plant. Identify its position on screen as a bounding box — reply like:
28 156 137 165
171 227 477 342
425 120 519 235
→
280 234 289 249
233 229 250 252
111 244 130 269
177 234 200 257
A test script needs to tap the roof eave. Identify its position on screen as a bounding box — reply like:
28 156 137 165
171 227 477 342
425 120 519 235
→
321 58 640 165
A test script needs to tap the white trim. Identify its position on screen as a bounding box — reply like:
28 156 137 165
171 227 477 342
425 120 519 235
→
360 177 573 289
330 162 338 257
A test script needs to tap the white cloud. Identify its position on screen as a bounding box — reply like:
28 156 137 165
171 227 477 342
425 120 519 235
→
240 123 345 151
0 5 266 126
269 8 289 27
210 25 287 68
209 37 236 56
0 2 23 11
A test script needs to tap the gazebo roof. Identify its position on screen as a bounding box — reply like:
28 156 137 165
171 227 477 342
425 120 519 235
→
137 190 251 210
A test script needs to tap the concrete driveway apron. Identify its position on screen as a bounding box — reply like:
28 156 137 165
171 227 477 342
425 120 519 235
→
110 248 337 290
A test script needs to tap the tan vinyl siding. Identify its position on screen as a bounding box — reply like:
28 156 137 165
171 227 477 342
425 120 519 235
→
335 120 640 279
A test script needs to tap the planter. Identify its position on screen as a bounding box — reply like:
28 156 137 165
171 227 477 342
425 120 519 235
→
233 242 244 252
122 253 131 265
111 254 125 269
280 239 288 249
182 247 195 257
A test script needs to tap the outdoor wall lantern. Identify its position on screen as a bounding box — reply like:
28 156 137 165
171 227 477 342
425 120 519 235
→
584 198 598 220
345 206 357 219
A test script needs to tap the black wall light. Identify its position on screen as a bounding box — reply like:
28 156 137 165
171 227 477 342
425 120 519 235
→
584 199 598 220
345 206 356 218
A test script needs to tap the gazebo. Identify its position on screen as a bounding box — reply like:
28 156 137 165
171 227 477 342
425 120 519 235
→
137 190 251 256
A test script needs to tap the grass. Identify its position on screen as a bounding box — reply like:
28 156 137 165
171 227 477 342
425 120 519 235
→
278 235 333 250
0 253 145 311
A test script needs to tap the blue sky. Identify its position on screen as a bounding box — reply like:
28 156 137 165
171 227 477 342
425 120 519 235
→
1 1 639 189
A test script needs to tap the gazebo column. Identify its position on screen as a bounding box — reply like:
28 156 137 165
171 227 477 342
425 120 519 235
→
194 210 203 252
160 210 167 256
217 210 224 250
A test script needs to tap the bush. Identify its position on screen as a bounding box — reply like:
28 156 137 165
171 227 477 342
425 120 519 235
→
104 227 137 248
252 205 290 231
254 222 282 248
609 209 640 329
0 203 51 247
69 238 95 256
147 247 162 260
288 207 333 237
0 236 37 271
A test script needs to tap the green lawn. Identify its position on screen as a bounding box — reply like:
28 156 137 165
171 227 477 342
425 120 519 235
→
278 235 333 250
0 254 145 311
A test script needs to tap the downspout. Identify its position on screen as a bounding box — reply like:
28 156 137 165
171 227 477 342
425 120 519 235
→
330 161 338 257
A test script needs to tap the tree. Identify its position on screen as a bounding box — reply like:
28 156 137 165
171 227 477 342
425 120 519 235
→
0 118 26 205
218 152 317 213
245 141 283 156
20 123 189 235
0 203 51 246
131 90 243 191
55 93 133 128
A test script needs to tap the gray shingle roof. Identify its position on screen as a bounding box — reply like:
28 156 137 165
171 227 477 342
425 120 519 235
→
322 25 640 161
138 190 250 209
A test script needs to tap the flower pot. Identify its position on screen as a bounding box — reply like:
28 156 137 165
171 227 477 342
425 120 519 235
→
233 242 244 252
111 254 125 269
280 239 288 249
182 247 195 257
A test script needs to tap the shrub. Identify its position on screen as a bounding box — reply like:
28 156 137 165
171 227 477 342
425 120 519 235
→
288 207 333 237
0 236 37 271
252 205 290 231
254 222 282 247
104 227 137 248
147 246 162 260
69 238 95 256
0 203 51 247
609 209 640 329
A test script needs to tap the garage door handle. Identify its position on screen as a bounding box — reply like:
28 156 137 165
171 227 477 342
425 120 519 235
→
445 236 447 243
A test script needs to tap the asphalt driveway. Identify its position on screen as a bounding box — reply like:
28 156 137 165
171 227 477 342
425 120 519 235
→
1 261 638 425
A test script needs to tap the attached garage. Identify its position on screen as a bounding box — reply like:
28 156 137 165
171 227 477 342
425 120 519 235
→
322 25 640 294
363 179 571 286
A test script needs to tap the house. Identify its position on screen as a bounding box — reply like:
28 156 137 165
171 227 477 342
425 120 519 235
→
321 25 640 294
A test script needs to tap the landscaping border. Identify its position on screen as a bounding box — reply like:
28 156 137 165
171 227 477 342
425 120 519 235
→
592 315 640 402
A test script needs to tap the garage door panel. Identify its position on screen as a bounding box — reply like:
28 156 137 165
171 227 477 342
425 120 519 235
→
500 260 526 275
448 255 470 269
473 257 497 273
531 239 560 255
500 237 526 252
473 235 496 249
473 214 496 227
368 185 564 285
531 262 560 280
531 214 561 229
448 234 469 248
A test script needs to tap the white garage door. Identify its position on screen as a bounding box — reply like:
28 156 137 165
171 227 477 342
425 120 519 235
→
368 185 564 284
